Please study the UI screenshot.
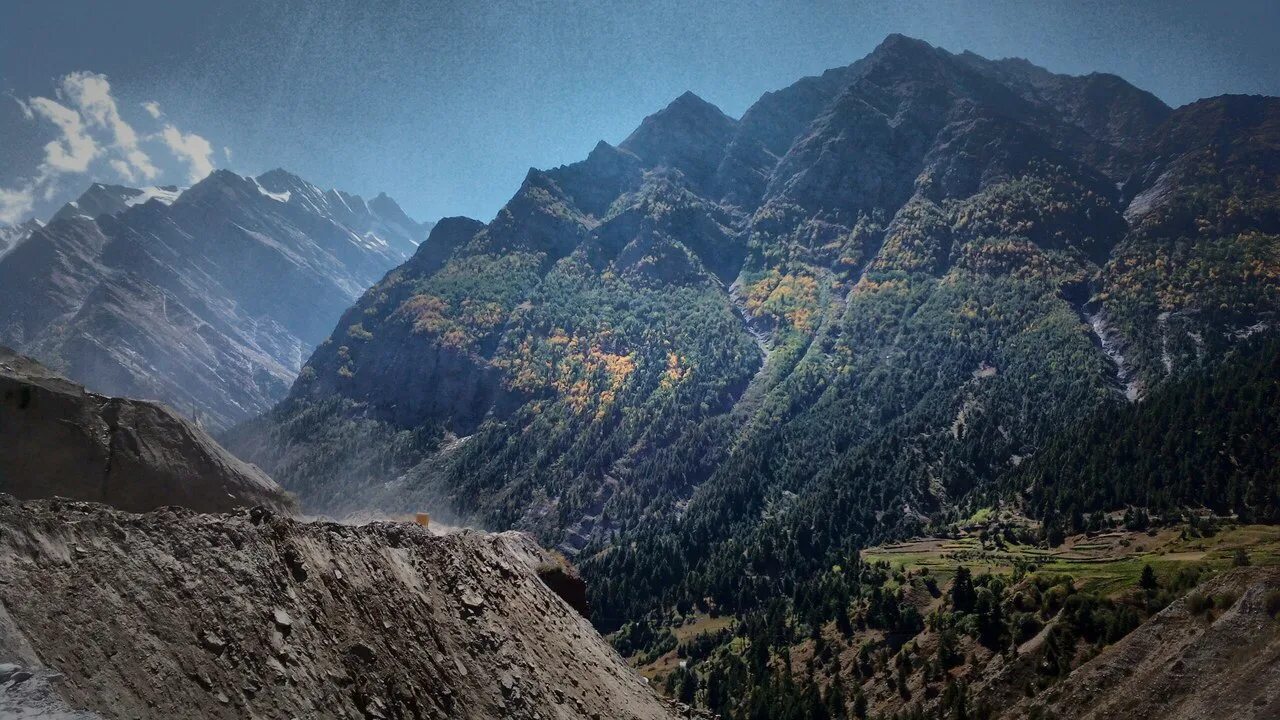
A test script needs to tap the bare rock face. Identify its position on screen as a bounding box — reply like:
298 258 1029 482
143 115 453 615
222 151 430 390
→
0 497 681 720
535 553 593 619
0 219 40 261
0 346 291 514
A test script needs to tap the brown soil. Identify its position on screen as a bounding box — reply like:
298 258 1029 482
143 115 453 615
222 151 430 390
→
0 346 292 514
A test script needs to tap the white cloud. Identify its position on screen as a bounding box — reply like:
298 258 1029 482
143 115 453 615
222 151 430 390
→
109 159 134 179
60 72 158 183
0 186 36 225
26 96 100 175
0 90 100 222
161 125 215 183
2 71 225 222
12 96 34 121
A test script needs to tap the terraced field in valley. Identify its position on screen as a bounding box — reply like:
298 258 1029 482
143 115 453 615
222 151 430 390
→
862 522 1280 595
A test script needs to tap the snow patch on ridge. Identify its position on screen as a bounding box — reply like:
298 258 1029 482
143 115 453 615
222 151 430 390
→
252 178 291 203
126 186 184 207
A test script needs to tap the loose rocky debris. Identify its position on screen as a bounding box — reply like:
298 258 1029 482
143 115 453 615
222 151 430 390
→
0 496 681 719
1 662 105 719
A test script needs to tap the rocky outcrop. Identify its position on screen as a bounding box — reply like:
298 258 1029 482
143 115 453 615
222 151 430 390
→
535 553 593 619
0 346 291 514
400 215 485 276
620 91 738 196
0 496 681 720
0 664 103 720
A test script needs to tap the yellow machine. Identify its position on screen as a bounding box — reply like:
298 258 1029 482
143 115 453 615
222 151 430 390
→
414 512 430 528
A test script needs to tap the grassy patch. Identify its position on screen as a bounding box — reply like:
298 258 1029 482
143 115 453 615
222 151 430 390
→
862 524 1280 596
966 507 994 525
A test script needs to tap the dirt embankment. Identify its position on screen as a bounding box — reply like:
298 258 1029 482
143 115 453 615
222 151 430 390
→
0 346 292 514
0 496 683 720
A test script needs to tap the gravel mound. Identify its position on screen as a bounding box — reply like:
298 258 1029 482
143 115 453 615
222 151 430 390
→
0 496 681 719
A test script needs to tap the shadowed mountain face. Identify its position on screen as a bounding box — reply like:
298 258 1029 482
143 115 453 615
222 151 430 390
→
0 171 431 431
229 35 1278 640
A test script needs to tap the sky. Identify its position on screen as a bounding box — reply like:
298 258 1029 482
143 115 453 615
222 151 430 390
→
2 0 1278 225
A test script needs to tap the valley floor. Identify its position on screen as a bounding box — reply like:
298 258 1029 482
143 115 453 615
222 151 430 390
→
862 521 1280 595
619 517 1280 719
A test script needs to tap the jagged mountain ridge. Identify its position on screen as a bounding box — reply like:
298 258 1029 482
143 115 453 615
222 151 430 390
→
230 33 1279 651
49 182 184 225
0 171 432 431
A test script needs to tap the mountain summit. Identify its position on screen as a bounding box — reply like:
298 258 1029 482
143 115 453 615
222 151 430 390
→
231 35 1279 632
619 91 738 192
0 171 433 430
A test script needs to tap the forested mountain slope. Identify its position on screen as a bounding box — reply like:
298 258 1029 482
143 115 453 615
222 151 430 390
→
1009 332 1280 527
0 172 431 430
228 35 1280 705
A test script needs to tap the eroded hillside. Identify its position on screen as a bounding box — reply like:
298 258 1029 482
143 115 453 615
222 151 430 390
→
0 496 686 720
1007 566 1280 720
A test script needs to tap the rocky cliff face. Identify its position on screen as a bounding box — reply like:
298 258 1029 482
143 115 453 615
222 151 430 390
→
0 171 431 431
0 346 291 514
48 183 183 225
0 496 684 720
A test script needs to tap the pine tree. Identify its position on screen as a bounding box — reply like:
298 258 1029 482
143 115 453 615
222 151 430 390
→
826 676 848 719
1139 564 1158 591
852 687 868 719
951 566 976 612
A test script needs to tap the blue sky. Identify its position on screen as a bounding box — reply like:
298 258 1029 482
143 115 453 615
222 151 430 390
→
2 0 1278 225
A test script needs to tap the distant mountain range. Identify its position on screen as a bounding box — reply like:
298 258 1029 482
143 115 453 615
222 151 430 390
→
0 171 431 430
